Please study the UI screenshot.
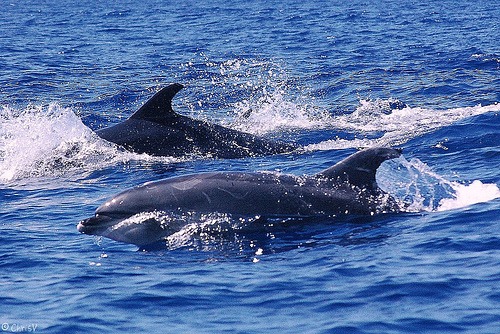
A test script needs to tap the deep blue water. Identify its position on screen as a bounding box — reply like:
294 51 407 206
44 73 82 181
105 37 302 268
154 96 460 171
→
1 0 499 333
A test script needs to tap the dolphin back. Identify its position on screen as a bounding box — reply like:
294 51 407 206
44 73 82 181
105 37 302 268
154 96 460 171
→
95 83 298 158
316 147 402 191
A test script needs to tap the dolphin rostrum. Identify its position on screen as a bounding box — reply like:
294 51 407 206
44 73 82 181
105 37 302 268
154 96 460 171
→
78 147 403 247
95 83 298 158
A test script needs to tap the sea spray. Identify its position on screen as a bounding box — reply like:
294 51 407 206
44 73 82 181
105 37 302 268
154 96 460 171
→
437 180 500 211
306 102 500 150
0 104 176 181
377 156 500 212
0 104 98 180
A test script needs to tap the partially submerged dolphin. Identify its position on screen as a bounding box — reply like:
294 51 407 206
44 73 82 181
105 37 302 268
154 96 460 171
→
96 83 297 158
78 147 403 247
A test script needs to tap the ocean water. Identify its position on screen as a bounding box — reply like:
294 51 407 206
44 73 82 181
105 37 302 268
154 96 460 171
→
1 0 499 333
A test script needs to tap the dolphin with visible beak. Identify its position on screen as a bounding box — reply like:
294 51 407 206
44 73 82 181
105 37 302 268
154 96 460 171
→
78 147 403 247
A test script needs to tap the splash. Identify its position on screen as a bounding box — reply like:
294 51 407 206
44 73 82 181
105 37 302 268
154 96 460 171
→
116 210 251 252
230 90 329 135
306 101 500 150
437 180 500 211
219 77 499 149
377 156 500 212
164 212 242 250
179 54 499 149
0 104 175 181
178 54 321 132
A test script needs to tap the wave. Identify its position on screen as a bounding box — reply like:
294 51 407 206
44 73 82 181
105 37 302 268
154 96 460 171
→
305 101 500 150
0 104 176 182
228 89 500 150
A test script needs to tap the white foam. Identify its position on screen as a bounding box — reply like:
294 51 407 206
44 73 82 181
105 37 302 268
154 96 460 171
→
437 180 500 211
229 90 329 135
306 101 500 150
0 104 176 181
223 83 500 150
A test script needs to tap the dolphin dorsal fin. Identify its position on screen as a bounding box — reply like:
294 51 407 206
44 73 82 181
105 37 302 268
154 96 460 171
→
129 83 184 121
317 147 402 190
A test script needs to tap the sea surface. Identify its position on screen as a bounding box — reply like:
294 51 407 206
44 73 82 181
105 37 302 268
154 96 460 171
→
1 0 499 333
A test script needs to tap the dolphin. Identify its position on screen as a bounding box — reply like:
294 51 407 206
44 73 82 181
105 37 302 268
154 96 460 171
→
77 147 403 247
95 83 298 158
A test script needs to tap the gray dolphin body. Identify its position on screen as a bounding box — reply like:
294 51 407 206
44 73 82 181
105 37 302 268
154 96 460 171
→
78 147 402 246
96 83 297 158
